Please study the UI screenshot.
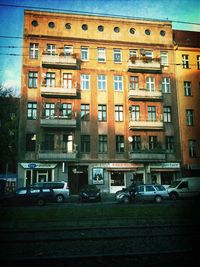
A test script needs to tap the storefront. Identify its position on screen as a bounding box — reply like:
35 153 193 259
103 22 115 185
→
107 163 144 193
149 163 181 187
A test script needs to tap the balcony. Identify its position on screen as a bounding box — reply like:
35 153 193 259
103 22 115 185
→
128 57 162 73
41 86 77 97
40 115 77 128
129 120 163 130
129 150 166 162
41 53 80 69
129 89 162 101
38 149 77 161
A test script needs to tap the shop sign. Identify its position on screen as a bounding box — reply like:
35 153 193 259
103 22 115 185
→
151 163 180 169
20 163 57 169
109 163 143 168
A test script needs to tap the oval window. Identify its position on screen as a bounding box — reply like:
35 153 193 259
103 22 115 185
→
98 25 104 32
48 22 55 28
130 28 135 34
145 29 151 35
82 24 88 31
65 23 71 30
32 20 38 27
114 27 120 33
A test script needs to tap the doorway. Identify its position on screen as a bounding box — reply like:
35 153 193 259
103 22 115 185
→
68 166 88 194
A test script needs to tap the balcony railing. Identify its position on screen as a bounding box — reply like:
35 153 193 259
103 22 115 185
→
41 86 77 97
129 120 163 130
128 57 162 73
38 149 77 161
129 149 166 162
129 89 162 101
40 115 77 128
41 53 79 69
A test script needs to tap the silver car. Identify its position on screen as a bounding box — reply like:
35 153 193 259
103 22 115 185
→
33 181 70 203
116 184 169 203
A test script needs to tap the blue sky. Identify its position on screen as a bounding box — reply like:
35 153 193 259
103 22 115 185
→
0 0 199 95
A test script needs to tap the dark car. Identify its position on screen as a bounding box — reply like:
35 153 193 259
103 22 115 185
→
79 184 101 202
0 187 55 206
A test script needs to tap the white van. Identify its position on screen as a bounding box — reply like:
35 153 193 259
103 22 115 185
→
167 177 200 200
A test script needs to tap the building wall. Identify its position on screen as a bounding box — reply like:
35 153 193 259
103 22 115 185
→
173 32 200 175
18 10 182 193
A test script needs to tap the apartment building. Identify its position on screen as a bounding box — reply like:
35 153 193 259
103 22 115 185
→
18 10 181 193
173 30 200 176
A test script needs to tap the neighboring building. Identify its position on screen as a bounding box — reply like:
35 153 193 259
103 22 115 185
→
173 30 200 176
0 93 19 175
18 10 181 193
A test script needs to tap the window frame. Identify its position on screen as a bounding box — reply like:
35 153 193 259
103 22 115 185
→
98 135 108 153
98 74 107 90
97 48 106 62
115 105 123 121
116 135 125 153
81 47 89 61
27 102 37 120
114 75 123 91
29 43 39 59
81 74 90 90
28 71 38 88
114 48 122 63
98 104 107 121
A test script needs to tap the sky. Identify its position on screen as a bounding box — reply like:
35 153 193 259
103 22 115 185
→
0 0 199 95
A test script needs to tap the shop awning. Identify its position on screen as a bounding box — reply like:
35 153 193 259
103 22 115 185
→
107 168 138 172
152 168 180 172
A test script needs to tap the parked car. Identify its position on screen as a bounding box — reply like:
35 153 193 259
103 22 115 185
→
0 187 55 206
115 184 169 204
79 184 101 202
33 181 70 203
167 177 200 200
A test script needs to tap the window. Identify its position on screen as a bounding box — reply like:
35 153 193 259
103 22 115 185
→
63 73 72 89
27 102 37 119
63 134 73 152
46 44 56 55
48 22 55 28
114 49 122 63
162 77 171 93
82 24 88 31
98 105 107 121
46 72 55 87
130 105 140 121
81 104 90 121
129 49 137 58
45 103 55 118
81 74 90 90
160 30 166 36
130 76 139 90
98 48 106 62
114 27 120 33
160 52 168 66
148 106 156 121
166 136 174 152
145 29 151 35
184 81 192 96
99 135 107 153
116 135 124 153
189 139 197 157
115 105 123 121
197 55 200 69
114 75 123 91
26 133 36 152
186 109 194 126
43 134 54 150
132 136 141 150
146 77 155 91
145 50 153 58
61 103 72 118
32 20 38 27
81 135 90 153
98 75 106 90
64 45 73 55
149 136 158 150
29 43 38 59
98 25 104 32
81 47 89 61
130 28 136 34
28 71 38 88
163 106 172 122
182 54 189 69
65 23 71 30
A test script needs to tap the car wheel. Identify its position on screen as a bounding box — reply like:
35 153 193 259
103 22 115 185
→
155 195 162 203
123 196 129 204
56 194 64 203
170 192 178 200
37 198 45 206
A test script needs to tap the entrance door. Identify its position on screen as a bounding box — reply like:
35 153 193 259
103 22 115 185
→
37 172 48 182
110 171 125 193
68 166 88 194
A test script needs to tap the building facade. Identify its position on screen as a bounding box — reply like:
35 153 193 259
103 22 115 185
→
173 30 200 176
18 10 181 193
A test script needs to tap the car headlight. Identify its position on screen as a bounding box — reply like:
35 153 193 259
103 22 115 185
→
83 193 88 197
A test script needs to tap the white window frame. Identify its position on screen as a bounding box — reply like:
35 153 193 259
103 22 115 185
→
30 43 38 59
160 51 168 66
64 45 73 55
114 48 122 63
81 74 90 90
146 77 155 91
81 47 89 61
98 48 106 62
162 77 171 93
47 44 56 55
114 75 123 91
98 74 107 90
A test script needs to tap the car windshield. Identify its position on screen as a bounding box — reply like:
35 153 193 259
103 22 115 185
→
168 181 181 188
81 185 97 191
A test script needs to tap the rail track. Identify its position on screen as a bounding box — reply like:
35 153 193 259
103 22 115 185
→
0 223 200 266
